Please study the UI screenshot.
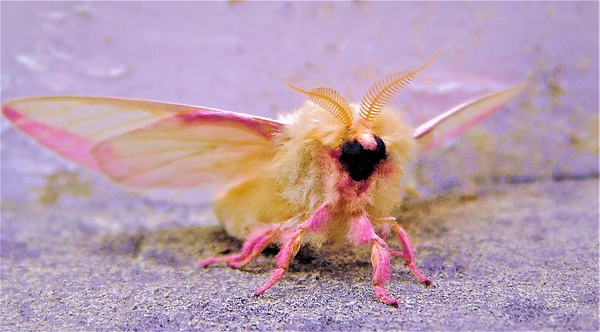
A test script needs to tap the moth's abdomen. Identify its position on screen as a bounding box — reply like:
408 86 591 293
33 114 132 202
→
339 135 387 182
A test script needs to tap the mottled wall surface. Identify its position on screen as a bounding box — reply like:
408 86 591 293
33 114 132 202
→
1 2 598 203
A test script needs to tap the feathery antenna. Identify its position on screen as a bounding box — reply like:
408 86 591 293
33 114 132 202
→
360 51 441 121
286 82 353 128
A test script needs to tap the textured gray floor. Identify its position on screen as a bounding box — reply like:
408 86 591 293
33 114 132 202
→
1 179 598 330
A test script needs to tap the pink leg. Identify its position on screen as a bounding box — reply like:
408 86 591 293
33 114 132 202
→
392 224 432 286
254 229 303 296
255 204 332 296
371 239 398 306
389 249 405 258
200 227 279 268
348 212 398 306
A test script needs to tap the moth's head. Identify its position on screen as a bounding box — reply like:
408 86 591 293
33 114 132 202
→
287 53 439 181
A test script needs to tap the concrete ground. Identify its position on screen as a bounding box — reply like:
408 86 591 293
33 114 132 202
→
1 178 598 330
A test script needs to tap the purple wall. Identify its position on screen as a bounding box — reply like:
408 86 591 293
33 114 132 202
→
1 2 597 202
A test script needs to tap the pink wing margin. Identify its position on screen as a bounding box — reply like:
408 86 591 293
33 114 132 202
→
413 85 525 155
2 96 284 201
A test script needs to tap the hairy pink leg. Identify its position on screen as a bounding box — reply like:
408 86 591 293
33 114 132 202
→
348 212 398 306
392 224 432 286
254 229 303 296
255 205 331 296
388 249 405 258
200 227 279 268
372 240 397 306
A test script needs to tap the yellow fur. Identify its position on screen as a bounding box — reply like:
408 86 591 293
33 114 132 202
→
214 101 417 243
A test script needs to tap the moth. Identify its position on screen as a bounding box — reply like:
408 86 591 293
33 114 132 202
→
2 55 523 306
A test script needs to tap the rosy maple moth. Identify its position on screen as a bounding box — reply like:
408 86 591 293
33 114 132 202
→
2 55 524 306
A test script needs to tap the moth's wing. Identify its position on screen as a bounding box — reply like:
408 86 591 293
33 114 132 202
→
91 111 281 190
413 85 525 155
3 96 236 170
2 96 284 203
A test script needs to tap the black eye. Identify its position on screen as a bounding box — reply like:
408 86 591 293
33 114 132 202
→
339 135 387 182
342 140 363 156
374 136 387 161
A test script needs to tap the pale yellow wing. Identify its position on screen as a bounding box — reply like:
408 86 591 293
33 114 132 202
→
3 96 284 203
414 85 525 155
92 111 280 189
